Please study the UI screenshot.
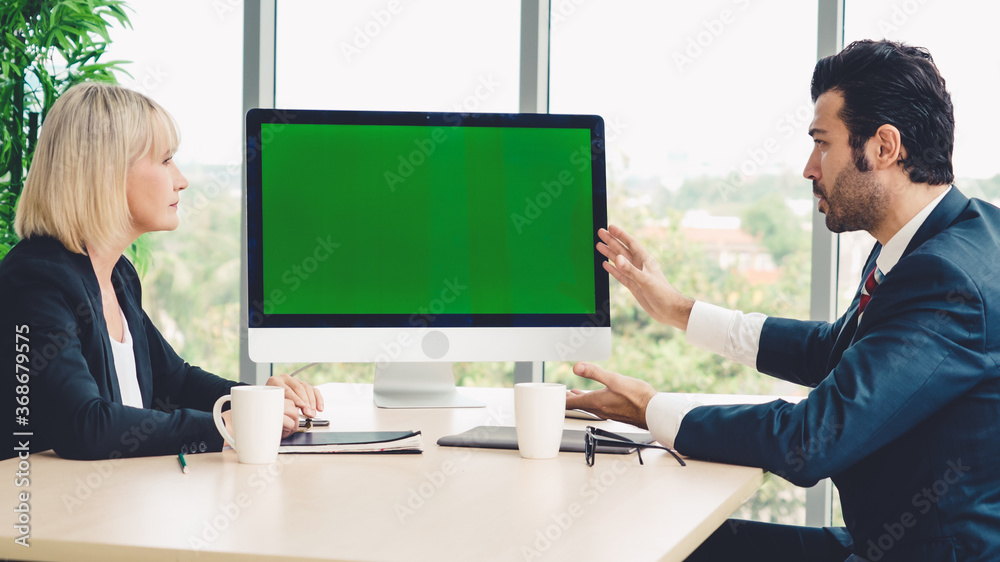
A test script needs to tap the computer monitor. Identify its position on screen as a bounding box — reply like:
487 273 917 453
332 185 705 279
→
245 109 611 408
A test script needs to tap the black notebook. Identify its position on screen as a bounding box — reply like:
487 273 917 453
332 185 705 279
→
279 430 422 454
437 426 653 454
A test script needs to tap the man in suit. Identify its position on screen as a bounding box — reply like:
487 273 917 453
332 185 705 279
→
566 39 1000 561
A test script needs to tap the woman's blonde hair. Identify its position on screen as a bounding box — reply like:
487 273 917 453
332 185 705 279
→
14 82 179 254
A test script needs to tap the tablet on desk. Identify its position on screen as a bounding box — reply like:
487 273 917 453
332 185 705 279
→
437 426 652 454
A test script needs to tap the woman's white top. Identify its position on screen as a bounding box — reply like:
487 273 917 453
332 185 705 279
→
109 308 143 408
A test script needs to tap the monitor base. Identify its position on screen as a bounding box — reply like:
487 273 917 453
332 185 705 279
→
373 362 485 408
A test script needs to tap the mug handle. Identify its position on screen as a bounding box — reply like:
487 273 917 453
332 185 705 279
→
212 395 237 451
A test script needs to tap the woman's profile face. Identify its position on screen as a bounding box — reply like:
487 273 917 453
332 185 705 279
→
125 130 188 236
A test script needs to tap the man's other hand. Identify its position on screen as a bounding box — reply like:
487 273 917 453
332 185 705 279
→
564 362 657 429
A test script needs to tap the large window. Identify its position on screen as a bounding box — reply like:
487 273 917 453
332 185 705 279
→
548 1 817 397
546 0 818 525
275 0 520 113
105 0 244 380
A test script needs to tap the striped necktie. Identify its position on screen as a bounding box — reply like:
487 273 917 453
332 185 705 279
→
859 266 884 314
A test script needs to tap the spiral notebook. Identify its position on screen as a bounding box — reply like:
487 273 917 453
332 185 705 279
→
279 430 422 454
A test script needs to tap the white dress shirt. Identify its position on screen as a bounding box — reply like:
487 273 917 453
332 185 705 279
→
645 187 952 448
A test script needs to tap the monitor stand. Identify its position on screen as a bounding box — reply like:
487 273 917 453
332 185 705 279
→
373 362 485 408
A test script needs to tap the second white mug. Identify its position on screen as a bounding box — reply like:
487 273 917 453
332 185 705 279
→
514 382 566 459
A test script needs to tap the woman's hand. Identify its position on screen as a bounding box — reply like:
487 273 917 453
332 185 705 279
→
280 399 300 438
597 225 694 331
266 374 326 438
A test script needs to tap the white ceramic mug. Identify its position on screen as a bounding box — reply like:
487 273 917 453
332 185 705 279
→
514 382 566 459
212 386 285 464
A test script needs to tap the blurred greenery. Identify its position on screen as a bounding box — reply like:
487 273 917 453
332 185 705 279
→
667 172 811 216
742 194 810 263
958 174 1000 204
142 165 243 380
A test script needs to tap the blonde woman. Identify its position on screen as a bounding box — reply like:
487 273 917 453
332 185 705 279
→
1 82 322 460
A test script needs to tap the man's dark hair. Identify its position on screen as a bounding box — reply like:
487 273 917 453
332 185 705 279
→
811 39 955 185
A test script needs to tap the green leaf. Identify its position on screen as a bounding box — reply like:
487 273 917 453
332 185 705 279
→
104 2 133 29
77 61 116 73
4 31 26 50
52 28 70 52
126 234 153 277
87 21 111 43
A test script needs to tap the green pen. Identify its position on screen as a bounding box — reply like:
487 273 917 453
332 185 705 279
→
178 453 189 474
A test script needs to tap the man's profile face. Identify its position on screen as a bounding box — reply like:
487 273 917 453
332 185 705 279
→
803 91 888 234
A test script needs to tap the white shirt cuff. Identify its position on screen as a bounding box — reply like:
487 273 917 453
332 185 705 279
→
685 301 733 357
645 393 701 449
685 301 766 369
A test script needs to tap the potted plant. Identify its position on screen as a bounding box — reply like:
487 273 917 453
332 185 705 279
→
1 0 150 267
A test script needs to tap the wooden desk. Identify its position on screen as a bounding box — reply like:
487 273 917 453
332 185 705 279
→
1 384 768 561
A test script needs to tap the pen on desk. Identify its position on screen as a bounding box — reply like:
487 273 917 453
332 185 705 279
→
178 453 189 474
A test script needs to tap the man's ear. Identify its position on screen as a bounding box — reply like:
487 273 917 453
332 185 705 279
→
872 124 904 170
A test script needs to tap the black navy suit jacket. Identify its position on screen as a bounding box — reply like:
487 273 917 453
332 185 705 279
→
1 236 241 460
674 188 1000 561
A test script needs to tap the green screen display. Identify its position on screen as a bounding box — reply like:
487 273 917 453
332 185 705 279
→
260 122 596 316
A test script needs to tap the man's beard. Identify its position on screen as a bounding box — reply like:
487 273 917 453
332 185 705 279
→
814 162 889 234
